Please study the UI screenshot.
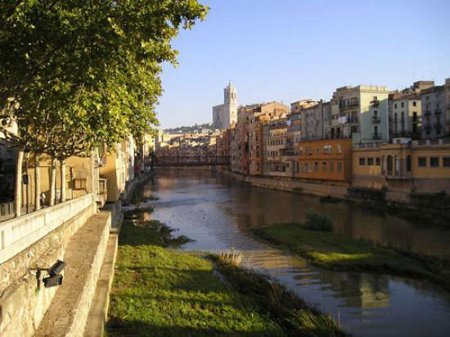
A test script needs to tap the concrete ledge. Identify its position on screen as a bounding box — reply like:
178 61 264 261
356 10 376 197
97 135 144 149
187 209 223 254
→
35 212 111 337
0 194 94 264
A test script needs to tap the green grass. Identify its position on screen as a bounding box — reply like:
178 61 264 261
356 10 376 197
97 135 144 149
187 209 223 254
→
253 223 450 291
213 256 346 337
108 218 347 336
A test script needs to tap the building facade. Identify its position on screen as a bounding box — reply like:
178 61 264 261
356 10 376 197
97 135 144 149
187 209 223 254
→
421 79 450 139
352 140 450 194
331 85 389 143
294 139 353 182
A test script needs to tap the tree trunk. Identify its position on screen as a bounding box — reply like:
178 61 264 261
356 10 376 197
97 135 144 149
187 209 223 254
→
59 159 66 203
14 150 24 217
34 155 41 211
49 157 56 206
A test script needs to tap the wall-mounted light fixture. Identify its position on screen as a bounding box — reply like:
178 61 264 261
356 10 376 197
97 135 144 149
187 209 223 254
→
32 260 65 289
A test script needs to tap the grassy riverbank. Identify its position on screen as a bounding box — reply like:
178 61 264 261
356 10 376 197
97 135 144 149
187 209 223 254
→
252 221 450 291
107 217 346 337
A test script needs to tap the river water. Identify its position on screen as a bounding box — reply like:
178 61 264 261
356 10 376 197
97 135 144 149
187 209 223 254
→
144 169 450 337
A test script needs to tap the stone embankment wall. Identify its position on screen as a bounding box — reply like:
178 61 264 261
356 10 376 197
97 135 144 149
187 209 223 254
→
217 170 447 209
220 169 350 199
0 196 95 337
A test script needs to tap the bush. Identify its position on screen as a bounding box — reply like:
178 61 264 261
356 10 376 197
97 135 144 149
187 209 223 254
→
304 209 333 232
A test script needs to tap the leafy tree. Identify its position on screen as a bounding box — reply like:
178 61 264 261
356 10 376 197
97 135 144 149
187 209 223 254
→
0 0 207 214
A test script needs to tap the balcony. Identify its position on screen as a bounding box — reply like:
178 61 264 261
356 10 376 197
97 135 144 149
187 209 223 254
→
340 101 359 110
280 148 296 157
372 133 382 140
435 110 442 116
424 110 431 117
372 116 381 124
370 98 380 107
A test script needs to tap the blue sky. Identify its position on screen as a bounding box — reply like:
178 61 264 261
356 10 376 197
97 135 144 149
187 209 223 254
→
156 0 450 128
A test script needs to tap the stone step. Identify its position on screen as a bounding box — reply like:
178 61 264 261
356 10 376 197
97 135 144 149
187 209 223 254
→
34 212 111 337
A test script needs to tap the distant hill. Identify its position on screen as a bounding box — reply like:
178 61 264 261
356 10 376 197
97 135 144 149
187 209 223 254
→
164 123 214 135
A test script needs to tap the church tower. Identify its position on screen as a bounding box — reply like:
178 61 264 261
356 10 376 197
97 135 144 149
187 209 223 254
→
213 82 238 129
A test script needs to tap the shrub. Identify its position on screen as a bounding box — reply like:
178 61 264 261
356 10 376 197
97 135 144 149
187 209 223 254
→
304 209 333 232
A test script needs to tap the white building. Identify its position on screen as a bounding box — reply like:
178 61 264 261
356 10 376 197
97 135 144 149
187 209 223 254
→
212 82 238 130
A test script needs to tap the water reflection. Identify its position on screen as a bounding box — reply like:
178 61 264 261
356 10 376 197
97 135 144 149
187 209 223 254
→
145 168 450 337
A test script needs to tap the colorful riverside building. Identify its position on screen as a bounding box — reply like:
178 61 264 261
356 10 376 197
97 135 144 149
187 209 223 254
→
331 85 389 143
294 138 353 182
352 139 450 198
420 79 450 139
218 79 450 201
230 101 289 175
263 117 288 176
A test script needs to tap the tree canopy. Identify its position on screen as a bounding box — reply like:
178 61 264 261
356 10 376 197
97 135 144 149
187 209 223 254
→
0 0 208 156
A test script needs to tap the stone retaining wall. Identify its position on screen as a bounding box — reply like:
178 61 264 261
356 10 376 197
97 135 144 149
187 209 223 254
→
0 199 95 337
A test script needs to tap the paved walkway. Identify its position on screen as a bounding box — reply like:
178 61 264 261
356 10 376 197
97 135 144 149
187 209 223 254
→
35 212 110 337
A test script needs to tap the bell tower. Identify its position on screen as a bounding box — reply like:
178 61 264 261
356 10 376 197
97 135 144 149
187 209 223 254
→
224 82 237 105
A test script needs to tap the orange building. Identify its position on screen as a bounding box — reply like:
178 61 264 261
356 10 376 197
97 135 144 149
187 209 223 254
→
294 139 353 182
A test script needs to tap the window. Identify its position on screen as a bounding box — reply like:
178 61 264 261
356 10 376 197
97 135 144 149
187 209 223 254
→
413 101 417 107
322 162 327 172
418 157 427 167
73 178 87 190
376 157 381 166
330 162 334 172
430 157 440 167
401 102 404 108
314 162 319 172
443 157 450 168
367 157 374 166
359 157 366 166
406 156 411 172
394 103 397 109
337 162 342 172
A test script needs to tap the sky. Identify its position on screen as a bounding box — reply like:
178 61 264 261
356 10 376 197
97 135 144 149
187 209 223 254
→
156 0 450 129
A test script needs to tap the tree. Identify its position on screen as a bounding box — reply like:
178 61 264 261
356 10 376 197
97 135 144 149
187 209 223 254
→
0 0 208 214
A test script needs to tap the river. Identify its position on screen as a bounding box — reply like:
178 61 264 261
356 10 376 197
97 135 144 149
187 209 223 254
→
143 168 450 337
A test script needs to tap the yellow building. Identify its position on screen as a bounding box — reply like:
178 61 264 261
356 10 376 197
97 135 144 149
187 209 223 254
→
99 139 135 202
352 139 450 194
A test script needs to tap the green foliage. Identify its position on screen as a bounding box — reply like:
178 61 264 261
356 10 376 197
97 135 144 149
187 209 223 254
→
0 1 208 157
304 209 333 232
